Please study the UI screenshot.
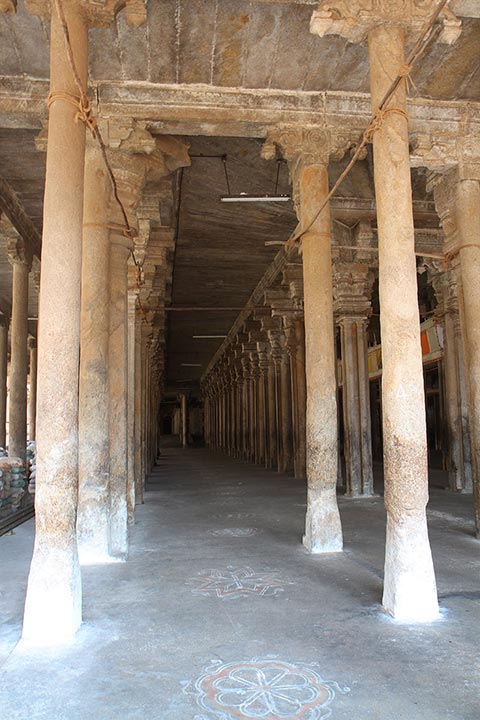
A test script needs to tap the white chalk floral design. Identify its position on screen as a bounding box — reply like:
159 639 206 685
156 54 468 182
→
186 566 291 599
184 657 349 720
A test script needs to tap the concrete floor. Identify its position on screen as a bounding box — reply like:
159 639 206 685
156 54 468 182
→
0 447 479 719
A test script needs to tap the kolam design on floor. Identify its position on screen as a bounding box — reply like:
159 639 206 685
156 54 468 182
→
208 528 260 537
186 566 291 599
184 657 349 719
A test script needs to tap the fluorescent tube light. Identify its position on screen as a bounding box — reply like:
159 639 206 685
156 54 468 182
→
220 194 291 203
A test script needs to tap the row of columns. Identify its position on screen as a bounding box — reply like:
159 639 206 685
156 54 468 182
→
22 0 157 644
0 233 38 463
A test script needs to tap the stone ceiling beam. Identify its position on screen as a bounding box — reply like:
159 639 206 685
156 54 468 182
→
0 76 478 137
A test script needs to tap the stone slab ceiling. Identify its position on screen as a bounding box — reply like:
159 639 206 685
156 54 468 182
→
0 1 479 101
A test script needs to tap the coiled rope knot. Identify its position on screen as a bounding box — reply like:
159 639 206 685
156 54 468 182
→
364 106 409 143
47 91 98 138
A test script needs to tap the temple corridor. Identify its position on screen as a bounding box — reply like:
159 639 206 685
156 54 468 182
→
1 446 479 719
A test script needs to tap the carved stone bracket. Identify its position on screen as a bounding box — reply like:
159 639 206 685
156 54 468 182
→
261 125 358 217
310 0 462 45
333 261 374 320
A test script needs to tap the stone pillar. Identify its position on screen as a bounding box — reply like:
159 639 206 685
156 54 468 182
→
181 393 187 448
257 344 269 467
266 357 278 470
0 317 8 449
263 128 344 552
77 142 111 564
248 360 256 463
127 285 136 522
297 158 341 553
23 0 88 643
454 171 480 533
240 356 250 460
310 0 462 618
334 262 375 497
8 240 31 463
430 261 472 493
368 25 437 618
285 316 306 479
279 349 293 473
294 318 307 478
134 310 143 504
28 338 37 441
108 232 132 559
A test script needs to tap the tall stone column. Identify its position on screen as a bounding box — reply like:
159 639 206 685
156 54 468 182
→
279 349 293 473
263 127 344 551
108 232 132 559
455 174 480 533
181 393 188 448
334 262 375 496
368 23 437 618
77 142 112 564
257 344 269 467
240 356 250 460
294 318 307 478
8 238 31 463
310 0 462 619
0 317 8 449
22 0 88 643
429 260 472 493
127 285 137 522
134 310 143 504
21 0 146 645
28 338 37 441
266 357 278 470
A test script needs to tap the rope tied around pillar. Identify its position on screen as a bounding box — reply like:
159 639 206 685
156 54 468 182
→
52 0 149 320
284 0 450 250
47 91 98 139
444 243 480 268
364 106 409 144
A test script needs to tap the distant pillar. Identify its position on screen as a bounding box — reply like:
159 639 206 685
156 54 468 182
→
334 262 375 497
181 393 188 448
7 240 31 463
0 317 8 449
28 338 37 442
279 350 293 473
294 318 307 478
266 357 277 469
108 232 132 559
77 142 111 564
262 127 343 552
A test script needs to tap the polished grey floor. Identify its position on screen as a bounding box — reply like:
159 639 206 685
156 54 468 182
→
0 447 479 719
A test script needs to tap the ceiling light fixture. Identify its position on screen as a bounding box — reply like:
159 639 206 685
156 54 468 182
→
181 363 202 367
192 335 227 339
220 194 290 203
220 157 290 203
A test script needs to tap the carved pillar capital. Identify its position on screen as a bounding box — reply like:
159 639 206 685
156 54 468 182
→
310 0 461 45
261 127 353 215
7 236 32 271
412 130 480 183
333 261 374 321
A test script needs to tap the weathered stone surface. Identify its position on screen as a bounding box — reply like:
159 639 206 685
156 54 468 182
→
368 24 438 621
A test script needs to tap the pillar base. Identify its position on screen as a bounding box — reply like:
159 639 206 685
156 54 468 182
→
78 547 123 566
303 489 343 553
23 549 82 645
382 513 439 622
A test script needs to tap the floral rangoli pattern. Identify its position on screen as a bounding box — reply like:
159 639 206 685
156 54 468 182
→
186 567 290 599
184 658 349 719
208 527 259 537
